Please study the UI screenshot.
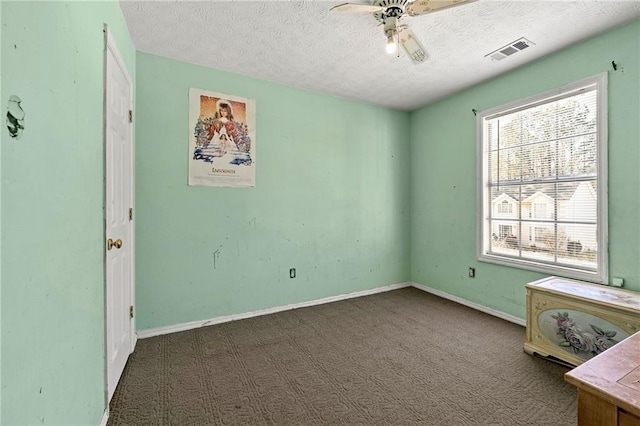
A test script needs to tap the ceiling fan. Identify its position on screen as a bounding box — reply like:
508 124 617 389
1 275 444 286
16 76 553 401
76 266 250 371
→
330 0 475 64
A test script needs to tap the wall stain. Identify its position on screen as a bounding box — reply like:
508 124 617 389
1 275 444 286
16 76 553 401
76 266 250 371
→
6 95 25 139
212 246 222 270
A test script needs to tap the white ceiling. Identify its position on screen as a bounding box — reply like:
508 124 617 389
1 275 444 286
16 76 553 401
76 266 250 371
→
119 0 640 111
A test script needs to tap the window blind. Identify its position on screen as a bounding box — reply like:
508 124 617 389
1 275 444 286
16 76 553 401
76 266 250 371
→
478 76 607 282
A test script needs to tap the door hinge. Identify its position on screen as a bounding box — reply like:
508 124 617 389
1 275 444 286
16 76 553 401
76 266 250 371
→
129 207 133 221
129 110 133 123
130 305 134 319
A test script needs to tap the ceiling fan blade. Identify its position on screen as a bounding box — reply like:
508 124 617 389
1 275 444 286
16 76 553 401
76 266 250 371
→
398 25 427 64
406 0 476 16
330 3 384 13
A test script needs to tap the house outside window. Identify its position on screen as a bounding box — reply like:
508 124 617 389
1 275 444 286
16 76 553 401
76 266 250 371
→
477 74 608 283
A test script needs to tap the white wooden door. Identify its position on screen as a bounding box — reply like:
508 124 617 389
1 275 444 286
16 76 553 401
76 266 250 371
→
105 27 134 401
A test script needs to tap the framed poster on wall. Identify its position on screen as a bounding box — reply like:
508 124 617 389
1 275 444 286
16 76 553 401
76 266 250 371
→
188 88 256 187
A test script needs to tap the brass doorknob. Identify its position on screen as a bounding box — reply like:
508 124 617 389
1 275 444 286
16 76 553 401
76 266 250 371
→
107 238 123 250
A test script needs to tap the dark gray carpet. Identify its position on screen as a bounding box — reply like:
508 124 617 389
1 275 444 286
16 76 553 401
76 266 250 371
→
108 287 576 425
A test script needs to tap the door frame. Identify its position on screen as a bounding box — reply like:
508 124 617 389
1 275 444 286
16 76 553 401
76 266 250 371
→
103 24 136 406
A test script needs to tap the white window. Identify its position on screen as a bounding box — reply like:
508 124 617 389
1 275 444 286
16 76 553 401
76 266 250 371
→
477 74 608 283
499 225 512 239
533 203 546 219
498 200 512 214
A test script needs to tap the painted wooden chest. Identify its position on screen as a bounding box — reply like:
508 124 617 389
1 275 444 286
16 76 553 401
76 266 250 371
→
525 276 640 367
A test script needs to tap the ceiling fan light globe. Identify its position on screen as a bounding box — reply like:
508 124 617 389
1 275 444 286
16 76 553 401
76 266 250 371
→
386 41 398 54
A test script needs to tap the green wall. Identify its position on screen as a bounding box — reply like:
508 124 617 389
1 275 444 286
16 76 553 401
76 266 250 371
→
1 2 637 423
410 20 640 319
0 2 3 421
1 2 135 424
135 53 411 330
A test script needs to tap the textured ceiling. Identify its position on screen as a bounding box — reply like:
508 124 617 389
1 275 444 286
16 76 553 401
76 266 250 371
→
120 0 640 111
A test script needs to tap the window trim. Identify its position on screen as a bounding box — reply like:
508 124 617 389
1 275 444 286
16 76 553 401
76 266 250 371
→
476 73 608 284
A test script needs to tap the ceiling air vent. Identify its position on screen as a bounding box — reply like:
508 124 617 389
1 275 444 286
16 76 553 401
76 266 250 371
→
486 37 534 61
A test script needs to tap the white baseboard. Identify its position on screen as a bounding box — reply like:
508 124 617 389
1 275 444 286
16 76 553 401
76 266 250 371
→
131 332 138 352
99 408 109 426
410 282 526 327
137 281 525 339
137 282 412 339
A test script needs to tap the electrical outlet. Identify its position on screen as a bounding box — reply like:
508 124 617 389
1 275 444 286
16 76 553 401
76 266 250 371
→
469 267 476 278
289 268 296 279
